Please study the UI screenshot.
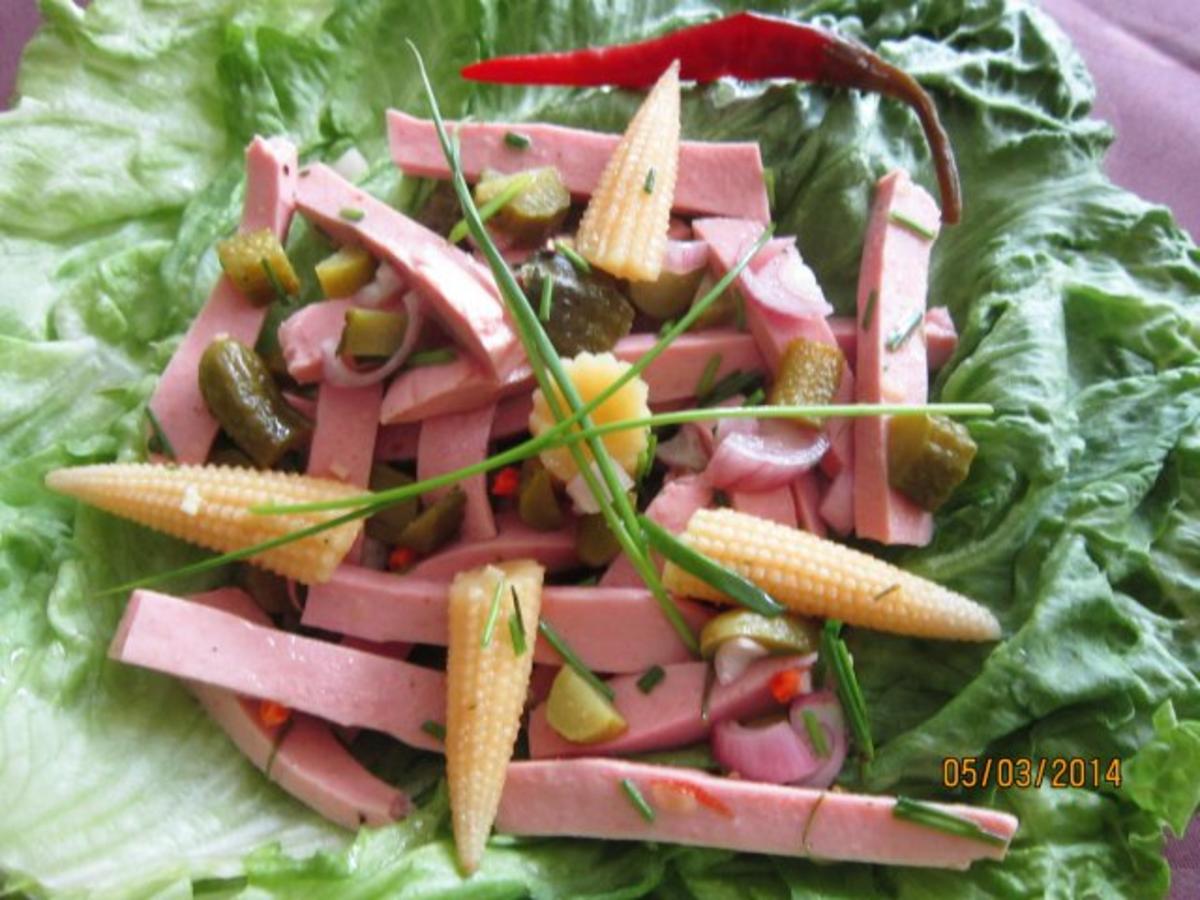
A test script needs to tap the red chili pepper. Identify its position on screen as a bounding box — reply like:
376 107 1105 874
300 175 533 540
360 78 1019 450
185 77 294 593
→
258 699 292 729
650 777 734 818
388 545 417 571
769 668 804 705
491 466 521 497
461 12 961 223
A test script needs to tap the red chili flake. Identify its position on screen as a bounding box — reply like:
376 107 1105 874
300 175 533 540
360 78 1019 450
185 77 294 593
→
258 699 292 729
491 466 521 497
388 546 417 572
650 778 733 818
769 668 804 705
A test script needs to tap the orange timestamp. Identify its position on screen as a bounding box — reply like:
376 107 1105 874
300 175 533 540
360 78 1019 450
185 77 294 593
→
942 756 1122 790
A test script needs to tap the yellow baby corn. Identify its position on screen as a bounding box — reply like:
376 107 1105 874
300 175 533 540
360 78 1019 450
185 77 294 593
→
446 560 544 873
574 61 680 281
663 508 1001 642
44 463 362 584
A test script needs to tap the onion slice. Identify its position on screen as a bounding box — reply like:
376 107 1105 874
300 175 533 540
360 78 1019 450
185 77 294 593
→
713 636 769 685
788 690 848 789
711 715 820 785
321 290 422 387
565 461 634 515
706 419 830 491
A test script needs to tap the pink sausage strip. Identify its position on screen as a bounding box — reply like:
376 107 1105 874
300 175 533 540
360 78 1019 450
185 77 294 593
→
828 308 957 370
601 474 713 587
295 164 520 378
381 330 763 424
307 383 382 487
302 565 711 673
278 299 353 383
149 137 298 463
110 589 445 752
731 484 798 527
407 513 578 578
375 394 532 462
186 588 409 829
854 170 940 546
791 471 828 537
417 402 498 542
387 110 769 223
528 655 813 759
496 759 1017 869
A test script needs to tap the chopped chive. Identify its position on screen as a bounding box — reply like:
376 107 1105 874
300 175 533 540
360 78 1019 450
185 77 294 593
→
636 665 666 694
508 587 527 655
619 778 656 823
893 797 1007 847
405 347 457 368
698 369 761 407
448 171 533 244
643 167 656 194
539 273 554 323
504 130 532 150
636 432 658 482
554 240 591 274
625 743 719 771
658 318 676 338
820 620 873 760
885 310 923 352
481 577 506 647
421 720 446 742
339 206 366 222
744 387 765 407
888 210 937 241
762 167 777 211
861 289 878 331
640 515 783 618
700 661 718 722
733 290 746 331
873 583 901 603
260 258 287 301
538 619 613 700
576 574 600 587
801 709 830 757
695 354 723 402
145 407 177 462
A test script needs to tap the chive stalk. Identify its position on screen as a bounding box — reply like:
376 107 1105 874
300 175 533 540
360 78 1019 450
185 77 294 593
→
619 778 656 823
447 171 533 244
861 289 878 331
538 619 613 701
504 130 532 150
481 576 506 647
820 620 873 760
643 167 656 194
405 347 458 368
554 240 591 274
888 211 937 241
886 310 923 352
892 797 1006 847
801 709 830 757
508 586 527 655
421 720 447 742
636 665 665 694
695 353 722 401
538 273 554 323
145 407 178 462
339 206 366 222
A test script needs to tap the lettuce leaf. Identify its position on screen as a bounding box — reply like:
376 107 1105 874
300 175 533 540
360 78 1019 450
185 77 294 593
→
1 0 1198 896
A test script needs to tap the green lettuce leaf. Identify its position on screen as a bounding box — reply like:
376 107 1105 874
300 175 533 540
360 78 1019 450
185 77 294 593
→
1 0 1198 896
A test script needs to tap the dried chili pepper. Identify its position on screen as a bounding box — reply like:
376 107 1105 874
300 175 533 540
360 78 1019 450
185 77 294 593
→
462 12 961 223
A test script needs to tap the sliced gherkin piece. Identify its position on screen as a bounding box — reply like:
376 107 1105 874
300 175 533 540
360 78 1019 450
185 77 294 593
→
888 414 978 511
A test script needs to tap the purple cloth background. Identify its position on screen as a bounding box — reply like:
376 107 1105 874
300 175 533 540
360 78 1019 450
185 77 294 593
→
1 0 1197 894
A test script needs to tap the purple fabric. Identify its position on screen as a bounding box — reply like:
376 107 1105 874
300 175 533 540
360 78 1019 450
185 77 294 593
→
0 0 1196 890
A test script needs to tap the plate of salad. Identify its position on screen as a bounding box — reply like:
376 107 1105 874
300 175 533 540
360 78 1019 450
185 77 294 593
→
3 1 1199 897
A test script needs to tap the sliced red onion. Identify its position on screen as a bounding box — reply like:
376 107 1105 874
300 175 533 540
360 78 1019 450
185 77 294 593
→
330 146 369 182
655 425 711 473
565 461 634 515
321 291 422 388
711 715 822 785
706 419 830 491
788 690 848 789
713 636 770 685
352 264 406 309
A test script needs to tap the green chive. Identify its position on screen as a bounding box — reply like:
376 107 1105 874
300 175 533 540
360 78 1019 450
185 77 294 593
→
405 347 457 368
636 665 665 694
658 318 676 338
619 778 656 823
481 577 506 648
888 210 937 241
145 407 177 462
539 273 554 323
339 206 366 222
801 709 830 757
744 387 765 407
636 432 658 482
643 167 656 194
893 797 1007 847
625 743 719 771
554 240 591 274
820 620 873 760
421 720 446 742
576 574 600 586
448 171 533 244
695 353 723 402
886 310 923 352
733 290 747 331
260 258 288 301
538 619 613 700
508 587 527 655
698 369 761 407
762 167 777 211
640 515 784 618
873 583 901 603
861 289 878 331
504 130 532 150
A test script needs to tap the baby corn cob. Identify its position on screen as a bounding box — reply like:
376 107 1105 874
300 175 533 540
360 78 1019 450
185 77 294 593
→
663 508 1001 641
574 61 679 281
44 463 362 584
446 560 545 873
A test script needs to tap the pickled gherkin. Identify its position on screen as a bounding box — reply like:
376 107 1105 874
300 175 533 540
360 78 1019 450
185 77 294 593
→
576 513 622 568
397 488 466 555
545 666 627 744
769 338 845 426
216 228 300 306
474 167 570 244
517 250 634 356
364 464 420 543
689 273 740 330
888 414 977 511
698 609 820 659
338 308 408 360
315 245 377 299
199 338 311 468
517 459 563 531
628 265 706 321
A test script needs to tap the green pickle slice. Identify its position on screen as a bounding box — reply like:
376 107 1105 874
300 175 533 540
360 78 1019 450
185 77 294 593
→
888 414 978 511
517 250 635 356
364 464 420 544
474 167 570 243
545 666 628 744
396 487 466 555
215 228 300 307
698 609 821 659
628 266 707 321
517 459 563 531
338 308 408 359
576 513 622 568
768 337 845 426
316 245 377 299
